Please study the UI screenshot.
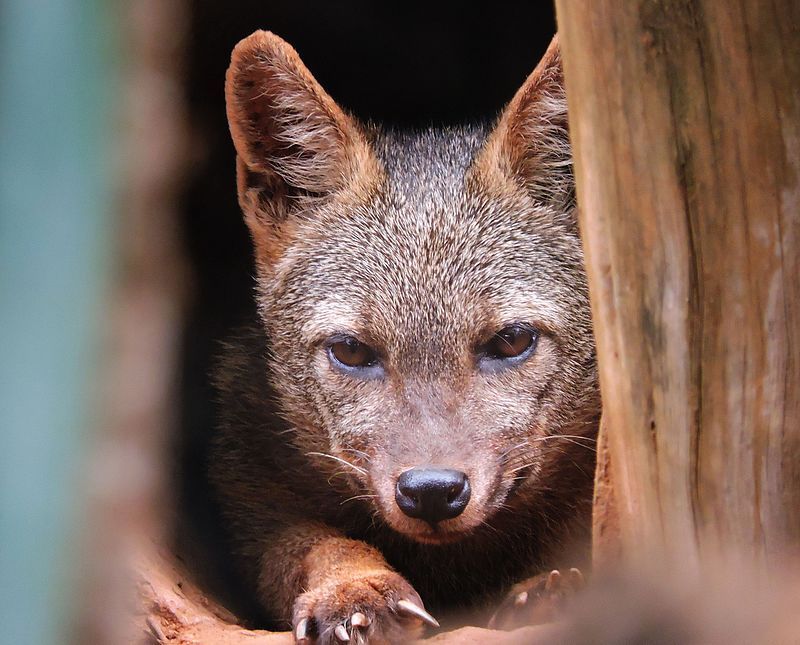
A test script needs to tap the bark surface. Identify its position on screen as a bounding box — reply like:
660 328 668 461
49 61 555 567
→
556 0 800 565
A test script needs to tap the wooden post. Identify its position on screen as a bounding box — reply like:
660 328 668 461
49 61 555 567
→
555 1 800 566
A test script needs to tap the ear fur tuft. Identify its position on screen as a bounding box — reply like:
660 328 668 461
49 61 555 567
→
476 36 573 211
225 31 377 229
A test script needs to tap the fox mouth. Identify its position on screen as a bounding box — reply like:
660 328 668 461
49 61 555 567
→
354 458 515 545
374 482 512 545
374 496 487 545
400 524 476 545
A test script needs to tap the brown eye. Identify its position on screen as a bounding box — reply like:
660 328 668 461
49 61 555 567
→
328 337 378 369
484 325 537 361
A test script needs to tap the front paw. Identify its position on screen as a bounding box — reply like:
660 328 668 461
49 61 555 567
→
292 570 438 644
488 568 585 631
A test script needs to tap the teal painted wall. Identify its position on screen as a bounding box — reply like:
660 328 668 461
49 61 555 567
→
0 1 118 643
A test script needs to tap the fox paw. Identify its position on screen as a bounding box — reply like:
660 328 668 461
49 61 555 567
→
488 568 585 631
292 570 438 644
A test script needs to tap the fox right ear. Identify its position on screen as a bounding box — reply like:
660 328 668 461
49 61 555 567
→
225 31 377 258
475 36 573 213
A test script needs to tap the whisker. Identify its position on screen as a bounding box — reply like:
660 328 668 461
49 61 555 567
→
306 451 368 476
501 434 596 467
340 447 372 463
532 434 597 444
507 461 538 475
478 518 502 537
531 434 597 452
340 493 377 506
555 437 597 452
499 441 530 461
506 439 596 477
327 471 352 485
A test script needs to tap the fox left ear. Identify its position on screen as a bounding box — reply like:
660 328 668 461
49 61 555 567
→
476 36 573 212
225 31 380 265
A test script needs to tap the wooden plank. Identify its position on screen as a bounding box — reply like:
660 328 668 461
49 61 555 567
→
555 0 800 565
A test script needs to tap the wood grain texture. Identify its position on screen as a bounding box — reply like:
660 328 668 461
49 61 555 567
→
138 550 553 645
555 0 800 565
591 416 621 569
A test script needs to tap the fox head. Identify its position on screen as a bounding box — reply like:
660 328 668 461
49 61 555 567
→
225 31 599 545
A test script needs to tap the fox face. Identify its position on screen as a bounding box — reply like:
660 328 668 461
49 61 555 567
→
226 32 598 546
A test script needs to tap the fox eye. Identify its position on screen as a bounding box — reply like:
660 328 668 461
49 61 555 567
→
327 336 379 371
480 325 538 367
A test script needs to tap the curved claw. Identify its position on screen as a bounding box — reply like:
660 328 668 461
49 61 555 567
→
351 612 370 628
568 567 585 588
334 623 350 641
295 618 310 644
396 599 440 628
545 569 562 592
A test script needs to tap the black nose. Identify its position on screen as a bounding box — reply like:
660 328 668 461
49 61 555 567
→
395 467 471 524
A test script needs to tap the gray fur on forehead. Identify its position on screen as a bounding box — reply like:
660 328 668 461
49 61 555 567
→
370 125 490 198
271 124 587 353
324 122 576 256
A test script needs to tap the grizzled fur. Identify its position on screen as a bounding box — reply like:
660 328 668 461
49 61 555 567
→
212 31 599 643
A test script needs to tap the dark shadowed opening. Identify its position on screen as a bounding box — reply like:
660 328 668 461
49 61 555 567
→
174 0 556 627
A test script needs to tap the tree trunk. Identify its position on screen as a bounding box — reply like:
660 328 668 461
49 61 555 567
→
555 0 800 567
